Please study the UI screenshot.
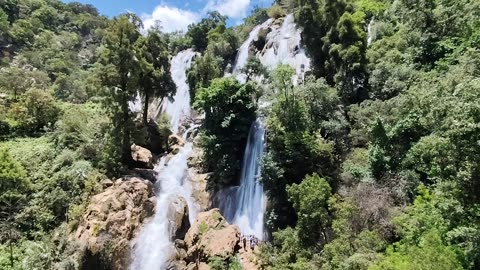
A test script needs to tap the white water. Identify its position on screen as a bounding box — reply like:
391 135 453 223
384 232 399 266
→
217 120 267 240
160 49 197 133
130 49 199 270
258 14 310 84
367 18 375 46
129 92 142 114
232 19 273 82
130 144 197 270
216 14 311 240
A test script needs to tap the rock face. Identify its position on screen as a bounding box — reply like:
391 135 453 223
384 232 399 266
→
72 178 155 270
169 134 186 152
179 209 240 269
131 144 154 169
168 196 190 240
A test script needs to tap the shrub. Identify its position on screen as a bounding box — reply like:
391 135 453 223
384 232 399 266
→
267 5 286 19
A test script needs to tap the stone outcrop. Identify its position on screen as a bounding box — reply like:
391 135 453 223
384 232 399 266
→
168 196 190 240
72 178 155 270
131 144 154 169
146 119 172 154
169 134 186 154
132 168 158 183
177 209 240 269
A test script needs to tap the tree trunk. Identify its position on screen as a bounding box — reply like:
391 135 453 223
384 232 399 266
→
9 241 13 268
121 95 133 166
143 92 149 126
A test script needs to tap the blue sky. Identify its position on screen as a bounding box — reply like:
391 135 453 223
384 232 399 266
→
62 0 271 32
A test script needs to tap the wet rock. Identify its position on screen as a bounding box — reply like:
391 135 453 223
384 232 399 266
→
189 172 211 211
133 168 158 183
169 134 186 150
168 196 190 240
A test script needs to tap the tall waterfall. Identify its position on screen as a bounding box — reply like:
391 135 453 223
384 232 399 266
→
217 14 310 239
130 49 198 270
159 49 197 134
217 120 267 240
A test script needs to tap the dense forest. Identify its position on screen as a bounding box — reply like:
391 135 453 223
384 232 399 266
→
0 0 479 269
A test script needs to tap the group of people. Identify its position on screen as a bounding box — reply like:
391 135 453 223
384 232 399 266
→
240 235 260 251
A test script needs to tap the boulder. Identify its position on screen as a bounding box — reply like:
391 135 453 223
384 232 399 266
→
131 144 154 169
133 168 158 183
189 172 211 211
72 178 155 270
147 119 172 154
169 134 186 151
184 209 240 264
100 179 114 189
168 196 190 240
171 145 182 155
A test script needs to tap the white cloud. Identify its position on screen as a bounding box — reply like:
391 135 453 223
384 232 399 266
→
205 0 251 19
141 5 200 33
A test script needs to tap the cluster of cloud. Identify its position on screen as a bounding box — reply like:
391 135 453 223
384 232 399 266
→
141 0 252 33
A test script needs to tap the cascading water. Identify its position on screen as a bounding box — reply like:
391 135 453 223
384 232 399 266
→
130 50 198 270
258 14 311 83
156 49 197 134
129 92 142 113
217 120 267 240
130 144 196 270
232 19 273 82
217 14 311 240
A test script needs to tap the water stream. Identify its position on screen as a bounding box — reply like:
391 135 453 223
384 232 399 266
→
158 49 197 134
130 49 198 270
217 120 267 240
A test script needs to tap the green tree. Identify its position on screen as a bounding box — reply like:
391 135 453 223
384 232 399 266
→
136 26 175 126
98 13 142 165
187 11 226 52
287 174 332 246
0 148 30 219
13 88 60 133
9 19 34 46
194 77 257 187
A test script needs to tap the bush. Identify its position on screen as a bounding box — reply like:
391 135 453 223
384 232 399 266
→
267 5 286 19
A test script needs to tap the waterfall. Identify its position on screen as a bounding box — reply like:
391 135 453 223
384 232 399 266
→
232 19 273 82
367 18 375 46
130 50 199 270
129 92 142 113
217 119 267 240
159 49 197 134
216 14 311 240
258 14 310 84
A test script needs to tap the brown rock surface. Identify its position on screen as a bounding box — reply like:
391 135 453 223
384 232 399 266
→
184 209 240 264
169 134 186 150
168 196 190 240
72 178 155 270
131 144 154 169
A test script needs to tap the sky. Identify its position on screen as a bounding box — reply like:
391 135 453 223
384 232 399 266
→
62 0 271 32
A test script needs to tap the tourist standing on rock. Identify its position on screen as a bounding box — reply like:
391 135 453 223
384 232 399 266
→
242 235 247 251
